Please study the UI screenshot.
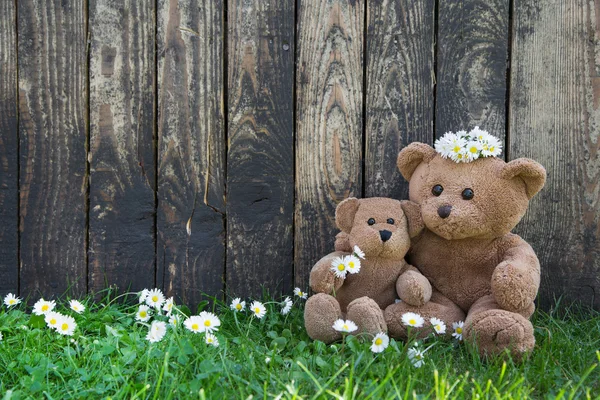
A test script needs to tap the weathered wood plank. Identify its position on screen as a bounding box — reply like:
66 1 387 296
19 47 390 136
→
295 0 364 290
88 0 156 294
435 0 509 144
227 1 295 297
18 0 88 297
510 0 600 310
365 0 435 199
0 0 19 295
157 0 225 306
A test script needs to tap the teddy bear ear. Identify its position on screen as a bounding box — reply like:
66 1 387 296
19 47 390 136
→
335 197 360 233
400 200 424 238
500 158 547 199
397 143 437 181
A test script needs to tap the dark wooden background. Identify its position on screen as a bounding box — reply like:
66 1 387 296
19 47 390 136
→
0 0 598 310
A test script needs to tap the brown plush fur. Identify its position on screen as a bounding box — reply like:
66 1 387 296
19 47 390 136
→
304 197 429 343
385 142 546 359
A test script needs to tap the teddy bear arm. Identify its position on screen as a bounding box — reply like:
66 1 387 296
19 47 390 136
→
492 241 541 313
309 252 347 294
396 265 432 307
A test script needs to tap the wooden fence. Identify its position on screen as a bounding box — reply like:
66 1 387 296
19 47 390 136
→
0 0 598 309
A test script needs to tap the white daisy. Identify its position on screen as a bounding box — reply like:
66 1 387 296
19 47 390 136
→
353 245 365 259
205 332 219 347
69 300 85 314
265 357 271 364
452 321 464 340
56 315 77 336
32 299 56 315
293 288 307 300
430 317 446 335
450 147 469 163
456 130 469 139
470 126 489 142
45 311 63 330
408 346 425 368
345 255 361 274
230 298 246 312
482 135 502 157
401 312 424 328
146 321 167 343
145 288 165 309
332 319 358 333
250 301 267 319
370 332 389 353
281 297 293 315
4 293 21 307
465 140 483 161
197 311 221 333
184 316 203 333
136 305 152 322
162 297 175 316
330 256 348 279
434 135 454 159
138 289 150 304
168 315 180 327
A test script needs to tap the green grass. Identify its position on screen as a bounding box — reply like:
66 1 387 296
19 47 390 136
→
0 290 599 399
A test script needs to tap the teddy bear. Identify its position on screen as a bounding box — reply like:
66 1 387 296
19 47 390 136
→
304 197 439 343
384 134 546 358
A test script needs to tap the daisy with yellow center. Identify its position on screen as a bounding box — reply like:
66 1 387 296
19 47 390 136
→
205 333 219 347
230 298 246 312
56 315 77 336
145 288 165 309
452 321 464 340
401 312 425 328
345 255 361 274
168 315 180 327
4 293 21 308
293 288 308 299
184 316 203 333
69 300 85 314
136 305 152 322
250 301 267 319
407 346 425 368
430 317 446 335
197 311 221 333
45 311 62 330
332 319 358 333
330 256 348 279
370 332 389 353
32 299 56 316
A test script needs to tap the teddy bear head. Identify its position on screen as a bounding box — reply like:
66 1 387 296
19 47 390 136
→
335 197 421 260
397 143 546 240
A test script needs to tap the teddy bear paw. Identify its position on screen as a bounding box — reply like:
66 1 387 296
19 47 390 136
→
304 293 343 344
346 297 387 339
464 309 535 360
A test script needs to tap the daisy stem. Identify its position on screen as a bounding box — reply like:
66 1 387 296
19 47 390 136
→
339 334 346 370
246 316 253 338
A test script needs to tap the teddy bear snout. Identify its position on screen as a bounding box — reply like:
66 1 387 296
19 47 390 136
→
379 230 392 242
437 205 452 219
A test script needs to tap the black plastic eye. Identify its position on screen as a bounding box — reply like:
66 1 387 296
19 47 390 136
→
368 218 376 225
462 188 474 200
387 218 395 225
432 185 444 196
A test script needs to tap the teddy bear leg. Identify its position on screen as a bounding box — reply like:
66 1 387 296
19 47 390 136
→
384 290 465 339
345 296 387 339
304 293 343 343
463 294 535 360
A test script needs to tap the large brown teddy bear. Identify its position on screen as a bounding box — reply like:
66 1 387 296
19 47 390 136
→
384 142 546 358
304 197 431 343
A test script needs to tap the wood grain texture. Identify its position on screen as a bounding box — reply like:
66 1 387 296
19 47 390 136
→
295 0 364 290
0 1 19 295
510 0 600 310
365 0 435 199
227 0 295 297
18 0 88 297
435 0 509 143
88 0 156 294
157 0 226 306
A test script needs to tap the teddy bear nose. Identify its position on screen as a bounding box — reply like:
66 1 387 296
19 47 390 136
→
437 205 452 219
379 230 392 242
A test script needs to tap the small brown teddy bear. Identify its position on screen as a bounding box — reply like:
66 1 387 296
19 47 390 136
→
384 141 546 358
304 197 431 343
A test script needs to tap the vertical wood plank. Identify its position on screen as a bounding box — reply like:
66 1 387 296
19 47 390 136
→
295 0 364 290
0 0 19 295
435 0 509 144
227 1 295 297
157 0 225 306
18 0 88 297
365 0 435 199
510 0 600 309
88 0 156 294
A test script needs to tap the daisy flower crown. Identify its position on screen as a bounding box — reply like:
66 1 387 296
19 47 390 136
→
434 127 502 163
